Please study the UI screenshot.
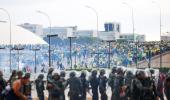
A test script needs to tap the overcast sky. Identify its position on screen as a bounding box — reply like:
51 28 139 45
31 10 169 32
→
0 0 170 41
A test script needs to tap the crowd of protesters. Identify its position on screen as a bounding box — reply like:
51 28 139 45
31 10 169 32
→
0 67 170 100
46 40 170 69
36 40 170 69
1 40 170 73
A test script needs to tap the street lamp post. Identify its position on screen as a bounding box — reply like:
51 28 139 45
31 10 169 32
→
73 43 77 68
106 40 115 68
0 8 12 72
68 36 76 69
74 50 77 68
152 1 162 68
31 48 40 73
12 46 24 71
47 34 58 67
91 52 102 68
85 5 100 67
36 10 56 67
146 43 152 68
122 3 135 42
135 41 139 68
159 42 163 68
36 10 52 35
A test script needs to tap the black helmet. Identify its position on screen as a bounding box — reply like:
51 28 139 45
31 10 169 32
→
48 68 54 74
23 73 30 79
53 73 60 80
38 74 44 79
100 69 105 75
111 67 117 73
149 69 155 74
126 71 133 77
136 70 145 78
60 71 66 77
117 68 123 74
80 71 86 77
92 70 97 76
70 71 76 77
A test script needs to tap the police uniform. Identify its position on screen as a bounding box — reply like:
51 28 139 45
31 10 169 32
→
89 70 99 100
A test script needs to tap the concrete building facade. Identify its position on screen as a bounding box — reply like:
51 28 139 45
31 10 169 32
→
98 22 120 40
161 32 170 41
19 23 43 36
74 30 94 37
43 26 77 38
120 33 146 42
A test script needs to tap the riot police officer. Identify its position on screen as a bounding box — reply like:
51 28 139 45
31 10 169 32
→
47 68 54 100
89 70 99 100
99 69 108 100
108 67 117 100
65 71 82 100
79 71 89 100
60 71 66 100
131 70 152 100
124 70 134 100
113 68 125 100
35 74 45 100
142 70 158 100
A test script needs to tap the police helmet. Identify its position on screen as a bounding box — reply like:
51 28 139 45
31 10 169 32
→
149 69 155 74
100 69 106 75
111 67 117 73
60 71 66 77
126 70 133 77
38 74 44 79
136 70 145 78
117 68 123 74
92 70 97 76
70 71 76 77
80 71 86 77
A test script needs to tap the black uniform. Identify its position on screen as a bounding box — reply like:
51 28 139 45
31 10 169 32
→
113 74 125 100
79 72 89 100
60 71 66 100
35 75 45 100
47 68 54 100
65 72 82 100
124 71 134 100
89 70 99 100
108 67 117 100
99 74 108 100
142 77 158 100
108 72 116 100
131 71 151 100
98 69 108 100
